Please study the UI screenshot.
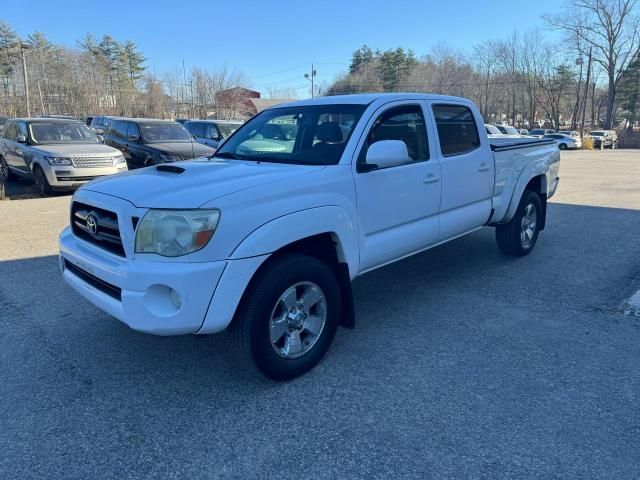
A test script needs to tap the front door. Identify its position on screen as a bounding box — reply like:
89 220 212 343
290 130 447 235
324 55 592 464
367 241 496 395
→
427 102 494 240
353 102 442 272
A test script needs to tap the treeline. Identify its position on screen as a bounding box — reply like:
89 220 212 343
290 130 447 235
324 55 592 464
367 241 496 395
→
328 0 640 131
0 21 248 119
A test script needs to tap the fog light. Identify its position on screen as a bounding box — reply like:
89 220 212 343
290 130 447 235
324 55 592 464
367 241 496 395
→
169 289 182 309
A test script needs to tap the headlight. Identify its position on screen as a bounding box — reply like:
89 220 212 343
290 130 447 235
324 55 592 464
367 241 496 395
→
113 154 126 166
135 209 220 257
44 156 72 165
159 154 183 163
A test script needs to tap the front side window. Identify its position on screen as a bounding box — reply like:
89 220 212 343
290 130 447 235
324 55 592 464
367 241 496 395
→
127 122 140 139
432 104 480 156
359 105 429 166
139 122 192 143
29 122 99 145
216 123 241 138
188 122 207 138
216 104 366 165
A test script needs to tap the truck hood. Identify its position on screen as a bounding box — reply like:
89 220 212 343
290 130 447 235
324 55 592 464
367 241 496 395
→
147 142 216 157
36 143 120 157
81 159 325 208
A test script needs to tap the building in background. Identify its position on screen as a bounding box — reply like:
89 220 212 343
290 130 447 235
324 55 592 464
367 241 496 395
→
213 87 292 120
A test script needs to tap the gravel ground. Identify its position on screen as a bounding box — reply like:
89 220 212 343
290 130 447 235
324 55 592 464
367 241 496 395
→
1 149 639 479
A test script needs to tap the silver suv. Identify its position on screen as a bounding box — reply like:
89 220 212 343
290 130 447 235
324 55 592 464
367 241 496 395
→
0 118 127 196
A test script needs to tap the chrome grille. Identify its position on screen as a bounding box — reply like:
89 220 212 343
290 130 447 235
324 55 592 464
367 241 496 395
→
71 156 115 168
71 201 125 257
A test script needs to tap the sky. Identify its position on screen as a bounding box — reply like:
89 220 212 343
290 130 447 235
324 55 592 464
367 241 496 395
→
1 0 559 97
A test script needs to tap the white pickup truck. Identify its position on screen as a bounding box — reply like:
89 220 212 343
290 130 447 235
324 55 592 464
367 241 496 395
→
59 93 560 380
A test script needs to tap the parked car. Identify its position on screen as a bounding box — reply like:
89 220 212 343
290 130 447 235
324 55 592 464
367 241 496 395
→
529 128 555 138
485 124 504 137
544 133 581 150
588 130 618 149
59 93 560 380
496 125 521 136
175 118 189 124
183 119 243 148
90 115 119 135
103 118 216 168
0 118 127 196
519 129 530 135
558 130 580 139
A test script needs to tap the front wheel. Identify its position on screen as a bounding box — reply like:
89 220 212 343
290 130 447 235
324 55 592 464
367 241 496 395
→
558 143 567 150
231 254 341 380
33 166 53 196
495 190 542 256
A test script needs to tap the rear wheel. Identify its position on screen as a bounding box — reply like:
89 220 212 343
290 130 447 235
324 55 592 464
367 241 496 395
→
0 156 17 182
33 166 53 196
231 254 341 380
496 190 542 256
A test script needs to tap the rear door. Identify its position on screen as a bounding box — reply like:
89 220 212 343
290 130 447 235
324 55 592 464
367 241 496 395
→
427 102 494 240
353 101 442 271
125 122 146 168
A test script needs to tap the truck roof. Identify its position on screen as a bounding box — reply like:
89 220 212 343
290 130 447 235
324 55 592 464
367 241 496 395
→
274 93 473 108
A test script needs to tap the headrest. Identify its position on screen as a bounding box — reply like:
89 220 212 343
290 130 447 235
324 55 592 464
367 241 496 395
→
316 122 343 143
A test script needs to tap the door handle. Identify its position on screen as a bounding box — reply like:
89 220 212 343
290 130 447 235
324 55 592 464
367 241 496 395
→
423 174 440 184
478 163 490 172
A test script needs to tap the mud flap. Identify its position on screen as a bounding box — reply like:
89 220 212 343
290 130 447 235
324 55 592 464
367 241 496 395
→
337 262 355 329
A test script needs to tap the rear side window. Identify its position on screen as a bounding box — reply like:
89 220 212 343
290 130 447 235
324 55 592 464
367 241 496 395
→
361 105 429 164
433 104 480 156
3 122 16 139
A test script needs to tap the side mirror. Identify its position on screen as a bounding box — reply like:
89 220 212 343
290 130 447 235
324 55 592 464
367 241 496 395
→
96 135 104 143
364 140 410 170
16 134 26 143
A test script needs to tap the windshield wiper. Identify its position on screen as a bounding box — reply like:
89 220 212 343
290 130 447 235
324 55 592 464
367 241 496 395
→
209 151 244 160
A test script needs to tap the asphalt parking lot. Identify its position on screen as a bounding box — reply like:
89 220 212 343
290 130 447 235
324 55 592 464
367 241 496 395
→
1 150 639 479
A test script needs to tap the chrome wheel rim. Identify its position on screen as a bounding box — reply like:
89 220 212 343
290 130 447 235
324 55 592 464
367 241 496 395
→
269 281 327 359
520 203 537 248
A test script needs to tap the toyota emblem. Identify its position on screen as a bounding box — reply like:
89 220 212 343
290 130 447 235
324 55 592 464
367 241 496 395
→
86 214 98 235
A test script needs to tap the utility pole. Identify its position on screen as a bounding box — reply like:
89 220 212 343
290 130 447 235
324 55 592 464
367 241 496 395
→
304 64 317 98
580 46 592 139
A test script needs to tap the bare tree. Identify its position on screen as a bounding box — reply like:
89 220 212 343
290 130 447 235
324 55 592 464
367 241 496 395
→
545 0 640 128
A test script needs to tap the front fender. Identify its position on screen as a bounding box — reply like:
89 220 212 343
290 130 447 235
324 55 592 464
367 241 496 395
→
230 205 359 278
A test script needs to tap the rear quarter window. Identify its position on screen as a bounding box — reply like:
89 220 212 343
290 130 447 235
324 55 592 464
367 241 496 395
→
432 104 480 156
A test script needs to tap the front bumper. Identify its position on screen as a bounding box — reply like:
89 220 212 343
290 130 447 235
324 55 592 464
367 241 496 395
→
45 165 127 190
59 227 227 335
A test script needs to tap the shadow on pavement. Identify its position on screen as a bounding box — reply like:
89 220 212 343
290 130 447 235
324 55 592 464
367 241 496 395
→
1 202 639 478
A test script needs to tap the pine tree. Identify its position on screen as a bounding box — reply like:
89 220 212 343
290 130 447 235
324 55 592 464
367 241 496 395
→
120 40 146 88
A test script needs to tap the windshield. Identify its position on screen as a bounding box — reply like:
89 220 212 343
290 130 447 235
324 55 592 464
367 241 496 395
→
215 104 366 165
29 122 99 144
217 123 242 138
590 131 604 136
530 129 545 135
139 122 192 143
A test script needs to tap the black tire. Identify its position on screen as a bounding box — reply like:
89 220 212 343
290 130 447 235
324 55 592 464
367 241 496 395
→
33 165 53 196
231 254 341 380
558 143 567 150
495 190 542 256
0 156 17 182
